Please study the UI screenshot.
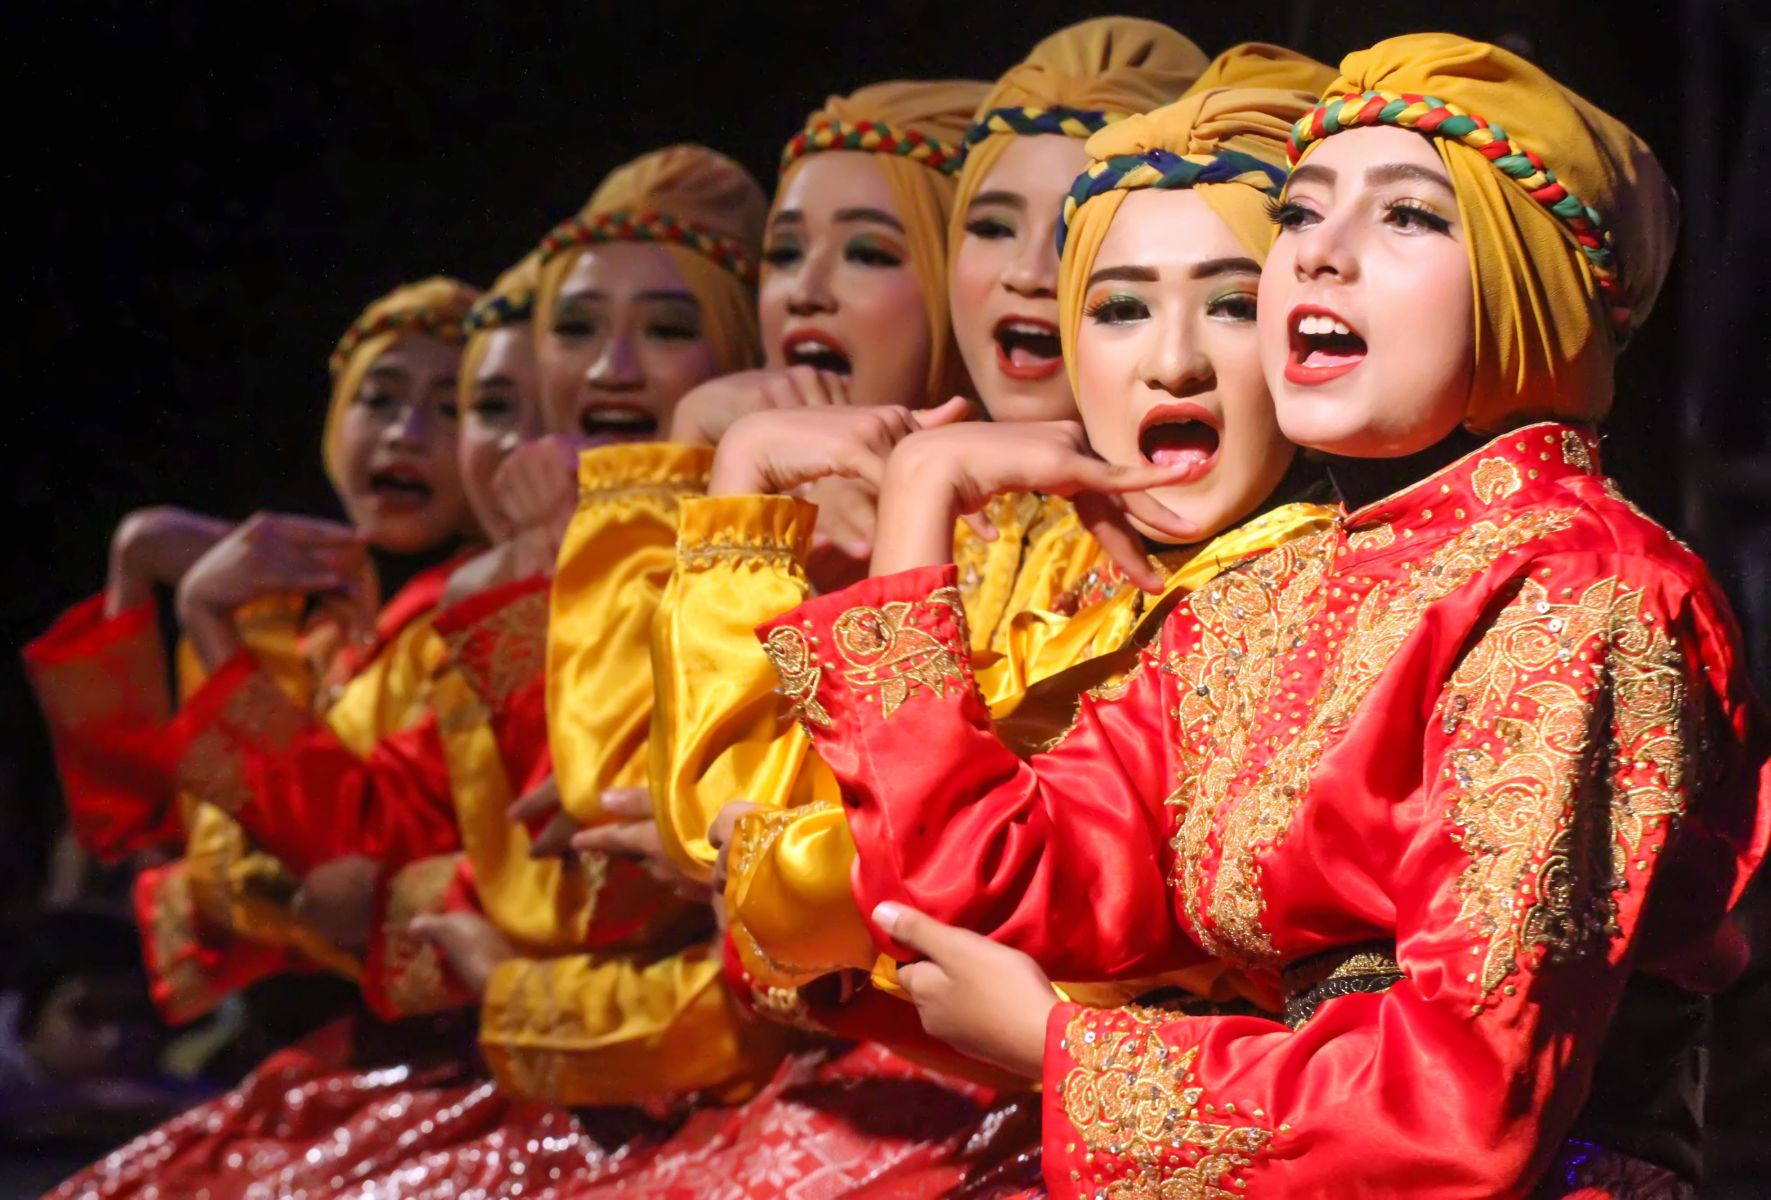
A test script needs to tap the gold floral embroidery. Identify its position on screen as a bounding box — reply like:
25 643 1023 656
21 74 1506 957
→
32 632 167 731
1171 511 1575 964
444 589 548 708
832 586 970 719
1345 524 1396 553
1471 457 1523 505
1060 1007 1274 1198
1443 578 1686 998
1561 430 1595 472
224 670 310 750
176 729 253 815
677 540 803 572
380 855 463 1015
729 801 835 882
747 983 827 1033
762 626 830 728
148 865 212 1022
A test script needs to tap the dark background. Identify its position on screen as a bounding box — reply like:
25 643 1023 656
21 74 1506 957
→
7 1 1769 904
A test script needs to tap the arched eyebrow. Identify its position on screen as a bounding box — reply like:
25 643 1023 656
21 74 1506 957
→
1190 256 1261 279
367 364 412 385
1086 265 1158 287
833 206 905 231
1287 163 1334 191
1365 161 1455 195
967 190 1025 212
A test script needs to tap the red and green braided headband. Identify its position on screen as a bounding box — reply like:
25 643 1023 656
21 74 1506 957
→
1056 148 1287 255
463 287 537 335
1289 91 1627 330
780 118 964 178
538 209 758 286
329 306 466 378
962 105 1128 151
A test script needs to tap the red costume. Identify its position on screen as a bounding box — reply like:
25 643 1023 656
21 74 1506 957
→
761 425 1770 1197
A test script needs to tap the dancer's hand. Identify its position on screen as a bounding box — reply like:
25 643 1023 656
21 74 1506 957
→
177 514 364 669
106 506 233 616
508 775 580 859
408 911 517 998
669 367 852 447
571 788 707 900
294 856 381 954
873 421 1197 591
707 398 970 498
872 901 1056 1080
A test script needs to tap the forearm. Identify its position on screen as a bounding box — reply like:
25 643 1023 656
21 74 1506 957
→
868 455 964 577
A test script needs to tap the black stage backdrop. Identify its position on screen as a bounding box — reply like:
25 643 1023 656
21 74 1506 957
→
4 1 1760 902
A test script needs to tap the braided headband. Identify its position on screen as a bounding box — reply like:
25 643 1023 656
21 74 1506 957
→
463 288 537 335
538 209 758 286
329 307 465 378
780 118 964 178
1290 91 1626 331
962 105 1127 151
1057 148 1287 254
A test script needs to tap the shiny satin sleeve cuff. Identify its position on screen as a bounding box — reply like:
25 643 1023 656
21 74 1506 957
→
725 801 876 988
25 594 179 861
479 939 788 1108
135 859 297 1026
548 443 714 827
650 494 820 880
360 854 476 1020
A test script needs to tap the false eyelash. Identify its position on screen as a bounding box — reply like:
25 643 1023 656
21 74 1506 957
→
1264 196 1309 228
1381 198 1452 233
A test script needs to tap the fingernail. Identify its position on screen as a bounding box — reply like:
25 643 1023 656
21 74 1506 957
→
872 901 904 934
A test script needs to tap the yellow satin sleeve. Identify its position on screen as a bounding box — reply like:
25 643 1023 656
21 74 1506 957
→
951 493 1094 655
479 938 789 1107
430 645 593 954
548 443 714 826
648 495 836 882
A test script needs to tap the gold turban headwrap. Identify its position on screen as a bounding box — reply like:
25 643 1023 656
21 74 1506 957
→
536 144 768 377
324 276 480 490
952 17 1209 245
1057 46 1337 394
459 251 541 410
779 79 987 404
1289 33 1678 430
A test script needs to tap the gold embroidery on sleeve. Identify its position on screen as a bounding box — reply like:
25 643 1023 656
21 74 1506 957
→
1442 578 1687 999
1560 430 1595 472
444 589 548 708
1471 457 1523 505
832 586 970 719
1345 524 1396 553
763 627 830 729
1059 1006 1274 1199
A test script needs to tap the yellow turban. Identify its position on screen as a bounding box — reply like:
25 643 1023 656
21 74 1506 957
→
324 276 480 490
779 79 988 404
536 144 768 376
1057 56 1334 394
1290 33 1678 430
458 251 541 409
952 18 1208 249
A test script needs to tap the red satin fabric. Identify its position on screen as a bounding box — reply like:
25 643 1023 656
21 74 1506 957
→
762 424 1771 1197
23 595 180 861
48 1018 670 1200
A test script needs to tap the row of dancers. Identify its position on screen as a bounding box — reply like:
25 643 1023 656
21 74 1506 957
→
23 17 1768 1199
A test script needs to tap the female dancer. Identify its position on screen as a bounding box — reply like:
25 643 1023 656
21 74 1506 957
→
764 34 1767 1198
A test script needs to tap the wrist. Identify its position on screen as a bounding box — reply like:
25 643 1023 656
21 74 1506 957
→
870 458 964 577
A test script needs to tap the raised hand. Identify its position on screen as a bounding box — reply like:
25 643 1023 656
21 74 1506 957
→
872 901 1057 1080
872 419 1198 591
105 506 234 617
706 397 970 499
669 366 852 447
176 514 364 669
